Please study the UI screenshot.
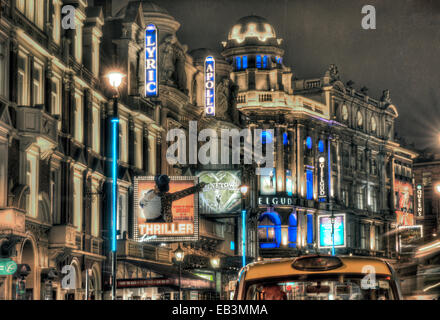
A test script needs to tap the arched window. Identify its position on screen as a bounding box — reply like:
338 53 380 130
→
371 116 377 133
288 212 298 248
258 210 281 248
318 140 325 153
242 56 248 69
235 56 242 70
305 136 312 149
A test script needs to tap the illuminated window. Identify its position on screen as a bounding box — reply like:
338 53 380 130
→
235 56 241 70
288 213 297 248
318 140 325 153
306 169 314 200
261 130 273 144
119 118 128 163
117 191 128 239
73 173 83 232
242 56 248 69
305 136 312 149
91 183 99 237
258 211 281 248
74 21 83 63
26 150 38 218
263 55 268 69
256 55 262 69
307 213 314 244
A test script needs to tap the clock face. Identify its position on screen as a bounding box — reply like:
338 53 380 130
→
357 111 363 127
342 105 348 121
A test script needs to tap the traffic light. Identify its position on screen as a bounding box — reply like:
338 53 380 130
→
0 240 17 258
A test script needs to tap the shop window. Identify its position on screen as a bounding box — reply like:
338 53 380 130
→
306 169 313 200
288 213 297 248
307 213 314 244
258 210 281 249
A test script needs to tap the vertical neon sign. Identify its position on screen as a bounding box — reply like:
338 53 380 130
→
204 56 215 116
145 24 158 97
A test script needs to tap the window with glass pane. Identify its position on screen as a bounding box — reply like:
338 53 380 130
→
53 0 61 44
74 94 83 142
91 184 99 237
117 192 128 239
26 153 38 218
256 55 262 69
33 62 43 105
73 174 83 231
134 127 142 168
17 54 27 105
92 106 100 153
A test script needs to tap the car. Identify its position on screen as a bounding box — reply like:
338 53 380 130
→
234 255 403 300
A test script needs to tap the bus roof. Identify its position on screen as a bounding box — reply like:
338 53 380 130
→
244 256 392 281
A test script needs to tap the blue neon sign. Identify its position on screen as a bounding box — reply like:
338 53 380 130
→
145 24 158 97
205 56 215 116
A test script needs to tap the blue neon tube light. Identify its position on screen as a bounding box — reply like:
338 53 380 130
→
242 209 246 267
111 118 119 252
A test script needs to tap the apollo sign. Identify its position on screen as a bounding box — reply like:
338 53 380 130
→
205 56 215 116
318 156 327 200
145 24 158 97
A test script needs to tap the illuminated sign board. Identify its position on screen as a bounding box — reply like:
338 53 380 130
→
204 56 215 116
258 195 294 206
318 156 326 200
134 176 199 242
197 171 241 214
318 214 346 248
145 24 158 97
0 259 17 276
260 167 276 196
416 184 423 217
395 180 414 226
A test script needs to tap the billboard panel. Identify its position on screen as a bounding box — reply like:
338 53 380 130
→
395 180 414 226
260 167 276 196
134 176 199 242
318 214 346 248
197 171 241 214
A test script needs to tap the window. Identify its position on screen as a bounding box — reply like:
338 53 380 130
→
235 56 241 70
51 76 61 130
92 105 100 153
256 55 262 69
262 55 268 69
117 191 128 239
91 184 99 237
148 134 156 174
92 38 100 77
360 224 367 249
242 56 248 69
369 187 378 212
19 0 43 29
16 0 25 12
288 213 297 248
52 0 61 44
32 61 43 105
134 127 143 168
375 225 381 251
73 173 83 231
357 111 363 128
258 211 281 249
371 116 377 133
119 118 128 163
305 136 312 150
17 53 28 105
306 169 313 200
342 184 349 206
423 172 432 186
26 151 38 218
306 213 314 245
356 186 364 209
74 93 83 142
74 21 83 63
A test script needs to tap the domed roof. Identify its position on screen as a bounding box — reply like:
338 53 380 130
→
141 1 170 15
227 15 277 45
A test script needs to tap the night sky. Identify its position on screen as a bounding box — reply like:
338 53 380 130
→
114 0 440 151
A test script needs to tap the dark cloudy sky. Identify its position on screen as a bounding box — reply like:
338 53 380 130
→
114 0 440 151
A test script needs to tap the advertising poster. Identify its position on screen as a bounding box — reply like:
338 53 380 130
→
197 171 241 214
318 214 345 248
286 170 293 196
399 226 423 246
395 180 414 226
134 176 199 242
260 167 276 195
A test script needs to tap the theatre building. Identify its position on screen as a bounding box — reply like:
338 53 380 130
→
220 15 418 260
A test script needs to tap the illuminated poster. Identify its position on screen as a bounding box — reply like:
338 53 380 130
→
134 176 199 242
145 24 158 97
260 167 276 196
318 214 345 248
197 171 241 214
399 225 423 247
395 180 414 226
204 56 215 116
286 170 293 196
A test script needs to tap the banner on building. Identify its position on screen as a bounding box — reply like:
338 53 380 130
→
318 214 346 248
134 176 199 242
395 180 414 226
197 170 241 214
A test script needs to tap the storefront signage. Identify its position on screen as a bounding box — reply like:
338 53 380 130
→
416 184 423 217
318 156 326 200
197 171 241 214
204 56 215 116
0 259 17 276
258 195 294 206
134 176 199 242
318 214 346 248
145 24 158 97
117 278 214 290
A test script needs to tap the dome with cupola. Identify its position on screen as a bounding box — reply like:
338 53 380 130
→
224 15 281 48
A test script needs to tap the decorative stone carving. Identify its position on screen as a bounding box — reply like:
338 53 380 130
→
158 34 188 93
381 89 392 104
327 64 340 82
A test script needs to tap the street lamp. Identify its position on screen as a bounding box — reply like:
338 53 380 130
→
106 70 125 301
210 257 220 299
174 244 185 300
239 185 249 268
330 211 336 256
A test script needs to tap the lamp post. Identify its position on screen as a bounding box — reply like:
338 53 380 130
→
330 211 336 256
174 244 185 300
435 184 440 237
106 71 125 301
239 185 249 268
210 257 220 299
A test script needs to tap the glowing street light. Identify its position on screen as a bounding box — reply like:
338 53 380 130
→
174 244 185 300
106 71 125 90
